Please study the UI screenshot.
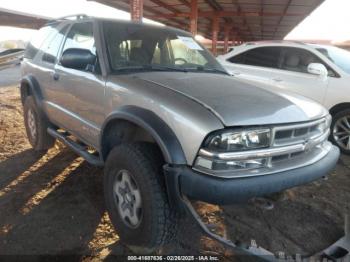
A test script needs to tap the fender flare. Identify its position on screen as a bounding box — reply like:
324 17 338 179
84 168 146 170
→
100 105 187 165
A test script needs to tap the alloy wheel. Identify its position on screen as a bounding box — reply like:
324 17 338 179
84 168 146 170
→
333 115 350 150
113 170 143 228
27 108 37 140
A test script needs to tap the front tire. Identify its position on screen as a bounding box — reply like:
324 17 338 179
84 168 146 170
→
330 109 350 155
104 143 177 254
23 96 55 151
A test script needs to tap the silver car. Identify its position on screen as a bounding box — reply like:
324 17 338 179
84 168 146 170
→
20 15 339 255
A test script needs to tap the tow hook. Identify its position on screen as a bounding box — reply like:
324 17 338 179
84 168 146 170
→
181 195 350 261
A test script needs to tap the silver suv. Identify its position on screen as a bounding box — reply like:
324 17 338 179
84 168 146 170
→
20 15 339 254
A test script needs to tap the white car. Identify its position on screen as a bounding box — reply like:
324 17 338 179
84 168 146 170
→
218 41 350 154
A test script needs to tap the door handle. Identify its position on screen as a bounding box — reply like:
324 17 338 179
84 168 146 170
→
52 72 60 81
272 77 283 82
232 71 241 75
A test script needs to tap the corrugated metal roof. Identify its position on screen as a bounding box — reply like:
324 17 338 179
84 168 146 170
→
93 0 324 40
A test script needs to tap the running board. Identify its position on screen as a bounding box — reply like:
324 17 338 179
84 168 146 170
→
47 127 104 167
181 195 350 261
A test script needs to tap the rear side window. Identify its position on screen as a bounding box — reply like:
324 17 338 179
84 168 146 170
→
228 47 282 69
42 25 69 64
24 26 56 59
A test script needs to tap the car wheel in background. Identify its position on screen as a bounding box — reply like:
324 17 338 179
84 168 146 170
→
330 109 350 155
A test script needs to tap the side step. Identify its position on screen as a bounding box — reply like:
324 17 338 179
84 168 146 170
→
47 127 104 167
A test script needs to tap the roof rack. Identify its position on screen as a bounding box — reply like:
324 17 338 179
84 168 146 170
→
46 14 89 25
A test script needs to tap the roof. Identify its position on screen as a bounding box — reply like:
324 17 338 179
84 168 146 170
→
0 8 50 29
91 0 325 41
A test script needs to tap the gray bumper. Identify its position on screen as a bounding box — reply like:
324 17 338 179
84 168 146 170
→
167 145 339 205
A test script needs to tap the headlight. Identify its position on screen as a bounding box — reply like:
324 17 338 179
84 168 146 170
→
319 114 332 132
205 128 271 152
195 128 271 172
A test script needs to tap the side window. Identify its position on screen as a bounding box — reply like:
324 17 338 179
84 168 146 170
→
42 25 69 64
281 47 335 76
228 47 281 69
227 52 245 64
24 26 56 59
62 22 95 55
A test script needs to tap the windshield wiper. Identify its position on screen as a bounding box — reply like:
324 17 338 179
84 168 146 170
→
141 64 188 72
193 66 230 75
114 65 188 73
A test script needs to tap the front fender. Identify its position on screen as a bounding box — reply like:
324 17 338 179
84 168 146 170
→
100 105 187 165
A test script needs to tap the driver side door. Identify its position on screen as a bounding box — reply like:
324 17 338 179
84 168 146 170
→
48 21 106 148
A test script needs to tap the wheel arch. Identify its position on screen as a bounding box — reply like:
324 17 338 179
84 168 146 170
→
20 75 44 108
329 103 350 116
100 106 187 165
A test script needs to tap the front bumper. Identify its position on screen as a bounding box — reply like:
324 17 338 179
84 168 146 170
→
165 145 339 206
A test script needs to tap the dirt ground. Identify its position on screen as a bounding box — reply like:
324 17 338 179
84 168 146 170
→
0 85 349 261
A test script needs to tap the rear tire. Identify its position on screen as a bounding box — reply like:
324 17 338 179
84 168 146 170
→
104 143 178 254
330 109 350 155
23 96 55 151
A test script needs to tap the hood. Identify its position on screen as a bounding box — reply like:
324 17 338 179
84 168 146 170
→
133 72 328 126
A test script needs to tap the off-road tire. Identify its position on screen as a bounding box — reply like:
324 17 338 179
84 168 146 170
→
23 96 55 151
104 143 178 254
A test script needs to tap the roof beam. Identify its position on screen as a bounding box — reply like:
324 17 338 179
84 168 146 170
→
230 0 254 41
149 0 179 13
273 0 292 39
148 11 305 19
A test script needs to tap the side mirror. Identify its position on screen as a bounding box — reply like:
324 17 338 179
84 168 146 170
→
60 48 96 70
307 63 328 77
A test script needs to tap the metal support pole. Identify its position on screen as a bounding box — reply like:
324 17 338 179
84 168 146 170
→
130 0 143 22
231 34 236 47
189 0 198 36
212 16 219 56
223 26 230 53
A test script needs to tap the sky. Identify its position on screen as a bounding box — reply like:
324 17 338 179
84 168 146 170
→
0 0 349 42
285 0 350 41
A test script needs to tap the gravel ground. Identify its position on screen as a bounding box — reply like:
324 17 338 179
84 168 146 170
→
0 85 349 261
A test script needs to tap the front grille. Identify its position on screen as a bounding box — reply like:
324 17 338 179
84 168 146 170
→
270 117 330 164
273 118 326 147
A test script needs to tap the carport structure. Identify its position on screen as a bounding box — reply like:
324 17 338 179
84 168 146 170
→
91 0 324 55
0 8 49 29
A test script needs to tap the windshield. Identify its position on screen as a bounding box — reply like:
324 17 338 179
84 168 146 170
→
103 21 227 74
316 46 350 74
